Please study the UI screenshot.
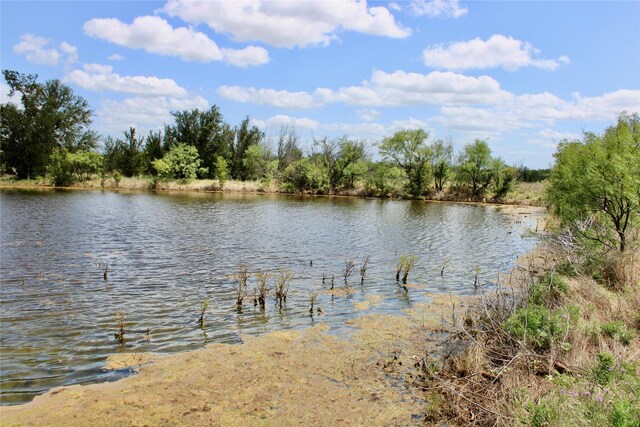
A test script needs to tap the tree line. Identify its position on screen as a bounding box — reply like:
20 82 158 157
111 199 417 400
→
3 70 550 199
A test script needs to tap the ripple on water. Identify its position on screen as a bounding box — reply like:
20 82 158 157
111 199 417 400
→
0 190 542 404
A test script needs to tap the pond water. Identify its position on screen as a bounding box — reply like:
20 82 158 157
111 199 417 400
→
0 189 541 405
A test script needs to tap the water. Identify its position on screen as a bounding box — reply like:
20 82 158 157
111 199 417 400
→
0 189 540 405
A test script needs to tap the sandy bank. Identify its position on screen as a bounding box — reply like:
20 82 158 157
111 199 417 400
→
0 294 470 426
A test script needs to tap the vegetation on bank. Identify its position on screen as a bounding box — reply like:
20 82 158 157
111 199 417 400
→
1 70 549 201
419 113 639 426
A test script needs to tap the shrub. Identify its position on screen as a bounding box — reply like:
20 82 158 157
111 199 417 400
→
593 352 615 386
47 147 74 186
152 143 206 181
528 273 569 306
502 306 564 350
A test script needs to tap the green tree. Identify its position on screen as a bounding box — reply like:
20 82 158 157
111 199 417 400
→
166 106 232 177
430 139 453 192
231 116 263 180
364 162 406 197
457 139 495 196
47 147 74 186
215 156 229 185
379 129 432 197
68 150 102 181
283 158 329 192
1 70 93 178
548 112 640 252
242 143 274 181
143 129 165 175
314 136 366 191
152 143 205 181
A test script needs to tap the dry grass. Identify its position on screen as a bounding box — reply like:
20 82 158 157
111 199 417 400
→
418 245 640 426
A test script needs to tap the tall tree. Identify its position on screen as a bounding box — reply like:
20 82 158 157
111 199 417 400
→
430 139 453 192
314 136 366 191
379 129 432 197
230 116 263 180
548 112 640 252
166 106 231 178
1 70 93 178
457 139 494 196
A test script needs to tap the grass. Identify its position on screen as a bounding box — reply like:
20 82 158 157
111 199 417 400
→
416 243 640 426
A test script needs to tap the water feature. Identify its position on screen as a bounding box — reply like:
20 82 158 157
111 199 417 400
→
0 189 541 404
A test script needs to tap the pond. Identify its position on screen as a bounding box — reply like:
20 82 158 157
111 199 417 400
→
0 189 541 405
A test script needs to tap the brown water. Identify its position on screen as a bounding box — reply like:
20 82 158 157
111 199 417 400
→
0 189 540 405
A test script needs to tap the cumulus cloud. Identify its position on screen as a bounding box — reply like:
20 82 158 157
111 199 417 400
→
83 16 269 66
97 95 209 135
218 70 509 109
163 0 411 48
13 34 78 66
65 64 188 97
423 35 569 71
251 115 319 131
411 0 468 18
356 109 382 122
217 86 320 109
107 53 125 61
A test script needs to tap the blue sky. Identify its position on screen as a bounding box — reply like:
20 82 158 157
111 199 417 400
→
1 0 639 168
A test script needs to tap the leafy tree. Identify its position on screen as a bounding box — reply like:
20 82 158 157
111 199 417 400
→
242 143 275 181
1 70 93 178
102 127 144 177
457 139 495 196
364 162 406 197
548 112 640 252
314 136 366 191
215 156 229 185
166 106 232 177
68 150 102 181
492 160 517 200
430 139 453 192
231 116 263 180
143 129 165 175
379 129 432 197
47 147 74 186
283 158 329 192
152 143 205 181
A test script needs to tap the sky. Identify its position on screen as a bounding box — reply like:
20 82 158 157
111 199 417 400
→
1 0 639 168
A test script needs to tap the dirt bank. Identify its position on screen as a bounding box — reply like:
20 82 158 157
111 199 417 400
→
0 294 469 426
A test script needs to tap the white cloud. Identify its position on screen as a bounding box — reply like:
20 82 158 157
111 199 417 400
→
97 95 209 135
251 115 319 130
65 64 188 97
163 0 411 48
13 34 78 66
391 117 429 129
322 122 388 140
221 46 270 68
1 82 19 105
107 53 125 61
423 35 569 71
218 70 509 108
83 16 269 66
217 86 320 109
356 109 382 121
411 0 468 18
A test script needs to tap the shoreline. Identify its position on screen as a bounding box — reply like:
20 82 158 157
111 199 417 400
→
0 178 547 208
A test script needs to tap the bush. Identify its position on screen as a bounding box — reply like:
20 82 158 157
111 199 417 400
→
528 273 569 306
601 321 636 346
593 352 615 386
502 306 564 350
47 147 74 186
282 158 329 192
152 143 206 181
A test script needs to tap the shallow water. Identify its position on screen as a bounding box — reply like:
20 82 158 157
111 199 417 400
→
0 189 540 404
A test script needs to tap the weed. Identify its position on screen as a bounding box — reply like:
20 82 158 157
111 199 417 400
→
528 273 569 306
198 298 209 328
359 255 370 283
527 401 557 427
593 352 615 386
255 270 272 309
275 269 293 307
103 263 108 281
502 306 564 350
309 292 318 314
114 310 125 344
343 259 355 285
601 321 637 346
401 255 417 284
234 265 250 308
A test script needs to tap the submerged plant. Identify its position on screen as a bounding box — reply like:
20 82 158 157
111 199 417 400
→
255 270 272 309
103 263 108 281
343 259 356 285
359 255 371 283
198 298 209 328
234 265 250 308
275 269 293 307
114 309 125 344
309 292 318 315
401 255 417 284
